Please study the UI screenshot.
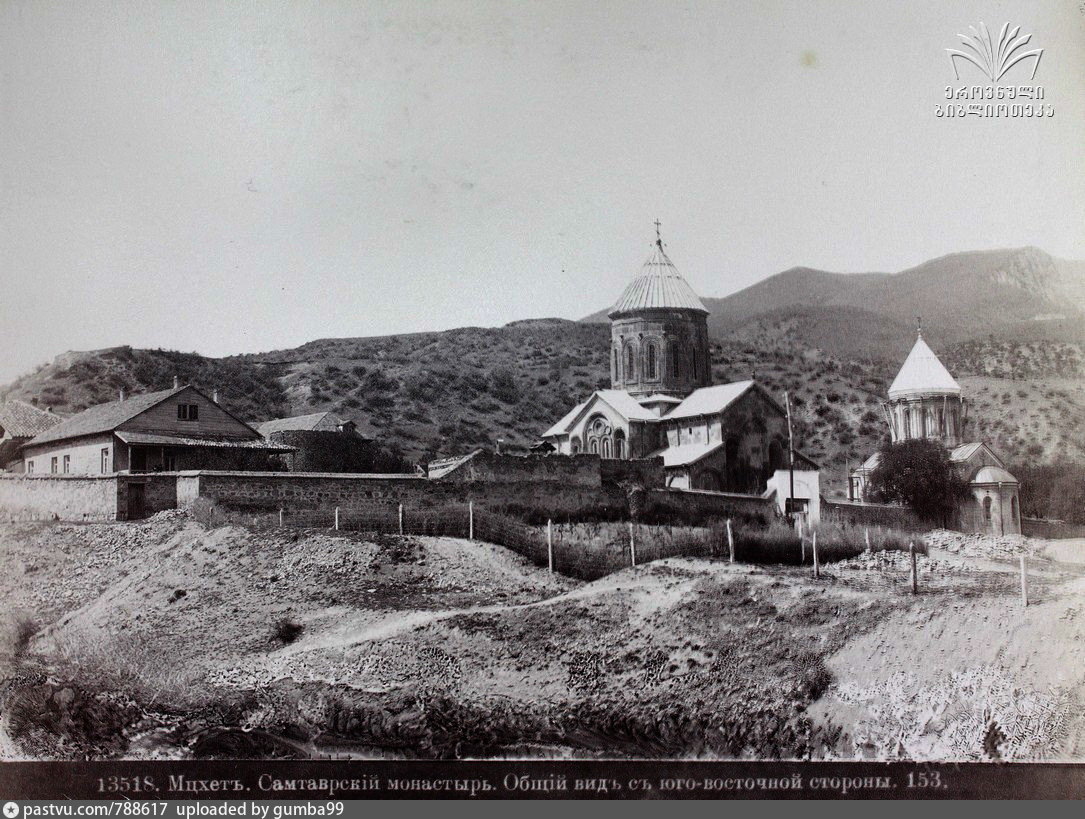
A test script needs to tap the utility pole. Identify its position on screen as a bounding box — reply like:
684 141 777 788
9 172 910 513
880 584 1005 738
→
785 390 796 524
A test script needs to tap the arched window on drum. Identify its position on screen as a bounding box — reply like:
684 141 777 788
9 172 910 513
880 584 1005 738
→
644 341 658 380
624 343 637 383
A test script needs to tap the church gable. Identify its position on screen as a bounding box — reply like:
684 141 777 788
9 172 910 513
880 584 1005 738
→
949 441 1005 473
564 392 636 458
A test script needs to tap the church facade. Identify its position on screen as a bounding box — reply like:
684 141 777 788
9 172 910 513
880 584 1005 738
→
849 332 1022 536
540 230 815 494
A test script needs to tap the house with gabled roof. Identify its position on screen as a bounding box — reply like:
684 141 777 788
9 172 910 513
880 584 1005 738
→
255 411 376 472
22 383 291 475
539 227 818 499
0 400 63 470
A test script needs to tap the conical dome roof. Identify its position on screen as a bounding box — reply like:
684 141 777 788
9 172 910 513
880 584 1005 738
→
888 334 961 398
608 241 708 318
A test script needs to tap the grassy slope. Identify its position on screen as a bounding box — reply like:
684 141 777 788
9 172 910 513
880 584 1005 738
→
2 322 1082 496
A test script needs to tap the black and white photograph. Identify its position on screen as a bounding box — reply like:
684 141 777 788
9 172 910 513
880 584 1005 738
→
1 0 1083 802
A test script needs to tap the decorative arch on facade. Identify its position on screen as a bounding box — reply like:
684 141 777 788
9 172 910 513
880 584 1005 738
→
623 342 638 384
585 414 613 458
983 495 993 523
613 429 626 460
570 435 582 454
644 340 659 381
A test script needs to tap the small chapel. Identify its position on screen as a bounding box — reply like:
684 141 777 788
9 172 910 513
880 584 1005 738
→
539 226 817 495
849 330 1022 535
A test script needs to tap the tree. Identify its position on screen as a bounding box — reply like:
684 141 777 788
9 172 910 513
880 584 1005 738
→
867 438 969 524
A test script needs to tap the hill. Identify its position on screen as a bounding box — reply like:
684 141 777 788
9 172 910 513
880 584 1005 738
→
4 518 1084 761
586 246 1085 361
3 246 1083 496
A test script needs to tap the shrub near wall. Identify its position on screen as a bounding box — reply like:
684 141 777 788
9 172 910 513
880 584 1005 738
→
643 488 774 527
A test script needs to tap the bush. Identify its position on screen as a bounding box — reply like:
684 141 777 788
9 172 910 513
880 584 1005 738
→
272 618 305 644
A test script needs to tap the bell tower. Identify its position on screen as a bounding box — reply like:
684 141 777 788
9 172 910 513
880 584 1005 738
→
608 223 712 398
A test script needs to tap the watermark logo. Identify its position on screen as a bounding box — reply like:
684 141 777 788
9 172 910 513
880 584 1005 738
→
3 802 19 818
947 22 1042 82
936 22 1053 119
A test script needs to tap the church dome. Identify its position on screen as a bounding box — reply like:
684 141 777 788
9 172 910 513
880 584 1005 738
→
608 243 708 318
887 333 961 398
971 466 1018 485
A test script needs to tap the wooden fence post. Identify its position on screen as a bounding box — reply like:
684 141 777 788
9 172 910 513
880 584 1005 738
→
469 501 474 541
864 528 871 552
1020 554 1028 607
279 508 284 527
398 503 404 536
812 531 819 579
629 521 636 568
547 519 554 573
726 518 735 563
208 507 214 528
334 506 339 531
909 542 918 595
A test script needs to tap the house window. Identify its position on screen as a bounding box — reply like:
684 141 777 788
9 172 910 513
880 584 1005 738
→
645 343 658 380
101 448 110 473
27 461 34 474
178 403 199 421
50 457 58 474
983 496 993 522
624 344 636 382
62 455 70 474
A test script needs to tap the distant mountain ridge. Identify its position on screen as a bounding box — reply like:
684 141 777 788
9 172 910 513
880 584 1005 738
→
585 247 1085 361
3 246 1083 491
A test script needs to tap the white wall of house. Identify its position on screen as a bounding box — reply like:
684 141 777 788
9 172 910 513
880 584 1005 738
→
24 434 115 475
768 468 821 525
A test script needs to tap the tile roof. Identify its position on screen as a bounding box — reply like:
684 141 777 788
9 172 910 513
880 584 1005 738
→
0 400 62 439
27 386 189 446
888 334 961 398
608 244 708 317
114 431 294 451
650 440 724 467
948 442 983 462
666 380 756 420
257 411 347 437
541 400 588 438
427 449 484 479
593 390 658 421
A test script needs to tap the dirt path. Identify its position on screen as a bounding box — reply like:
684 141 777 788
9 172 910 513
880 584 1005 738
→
225 564 700 682
1040 538 1085 564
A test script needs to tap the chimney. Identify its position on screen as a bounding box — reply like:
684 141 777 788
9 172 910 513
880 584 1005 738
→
118 388 126 402
212 389 219 404
173 376 180 389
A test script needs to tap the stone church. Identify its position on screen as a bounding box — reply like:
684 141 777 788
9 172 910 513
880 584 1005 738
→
540 229 816 493
849 331 1022 535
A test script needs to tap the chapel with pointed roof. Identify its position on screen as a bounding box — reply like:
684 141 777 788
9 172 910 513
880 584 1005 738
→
850 330 1022 535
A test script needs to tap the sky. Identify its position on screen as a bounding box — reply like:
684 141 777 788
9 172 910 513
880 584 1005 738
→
2 0 1083 383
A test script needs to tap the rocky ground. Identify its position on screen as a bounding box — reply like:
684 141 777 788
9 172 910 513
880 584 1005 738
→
1 516 1083 761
